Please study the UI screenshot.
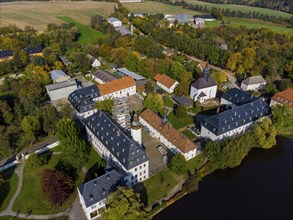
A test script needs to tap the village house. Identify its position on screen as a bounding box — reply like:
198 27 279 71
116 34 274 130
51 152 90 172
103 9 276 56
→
154 74 179 94
190 65 217 103
50 70 71 83
86 54 101 68
241 75 267 91
270 88 293 108
108 17 122 27
140 109 200 160
78 170 123 220
88 69 117 84
201 99 270 141
85 111 149 187
116 68 146 92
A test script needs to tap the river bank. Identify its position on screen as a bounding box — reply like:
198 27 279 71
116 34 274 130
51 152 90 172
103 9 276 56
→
152 136 293 220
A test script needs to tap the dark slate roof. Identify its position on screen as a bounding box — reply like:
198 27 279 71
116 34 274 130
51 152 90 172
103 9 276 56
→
68 85 100 113
78 170 123 208
193 15 215 20
85 112 148 170
23 46 42 54
202 99 270 136
221 88 257 106
191 75 217 90
92 69 117 83
0 50 13 58
172 95 193 108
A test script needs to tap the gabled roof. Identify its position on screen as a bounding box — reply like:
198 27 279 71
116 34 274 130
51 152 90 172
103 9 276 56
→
271 88 293 108
242 75 266 85
86 54 97 64
221 88 257 106
59 56 72 66
175 14 190 23
50 70 69 81
191 75 217 90
98 76 136 96
46 79 77 91
116 68 145 81
78 170 123 208
68 85 100 113
202 99 270 136
85 112 148 170
140 109 197 153
92 69 117 83
23 46 42 54
172 96 193 108
0 50 13 58
154 74 178 89
114 26 131 36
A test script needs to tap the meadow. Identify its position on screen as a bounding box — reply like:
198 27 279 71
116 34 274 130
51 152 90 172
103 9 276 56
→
182 0 293 18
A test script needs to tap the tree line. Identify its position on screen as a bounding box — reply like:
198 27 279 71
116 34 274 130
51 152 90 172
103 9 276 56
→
151 0 293 27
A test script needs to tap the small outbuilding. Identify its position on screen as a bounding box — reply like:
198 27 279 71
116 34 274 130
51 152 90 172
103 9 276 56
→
108 17 122 27
50 70 71 84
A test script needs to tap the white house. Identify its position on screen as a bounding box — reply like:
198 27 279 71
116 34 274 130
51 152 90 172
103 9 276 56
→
85 111 149 187
241 75 266 91
154 74 179 94
108 17 122 27
46 79 77 102
193 15 215 22
194 17 204 26
270 88 293 108
140 109 200 161
201 99 270 141
86 54 101 68
77 170 123 220
190 65 217 103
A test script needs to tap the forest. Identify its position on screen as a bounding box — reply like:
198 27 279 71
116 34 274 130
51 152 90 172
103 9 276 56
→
199 0 293 14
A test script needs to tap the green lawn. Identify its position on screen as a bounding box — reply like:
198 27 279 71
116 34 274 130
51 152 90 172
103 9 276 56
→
0 172 19 212
84 147 105 180
13 155 77 215
141 169 184 206
186 153 206 174
183 0 292 18
168 111 194 129
182 129 197 140
163 95 175 108
205 17 293 35
0 216 68 220
57 16 104 45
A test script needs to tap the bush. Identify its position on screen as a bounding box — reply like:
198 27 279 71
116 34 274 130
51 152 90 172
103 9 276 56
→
27 153 49 168
169 154 187 175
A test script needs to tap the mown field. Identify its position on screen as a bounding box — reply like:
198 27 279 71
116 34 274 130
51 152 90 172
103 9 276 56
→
0 1 115 31
182 0 293 18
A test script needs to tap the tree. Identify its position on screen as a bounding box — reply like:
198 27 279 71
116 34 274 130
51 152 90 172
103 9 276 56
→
39 104 60 134
211 71 227 84
100 187 150 220
253 118 277 149
27 153 49 168
175 104 188 118
169 154 187 175
21 116 40 144
41 169 74 206
143 93 164 113
271 105 293 130
144 81 154 94
170 62 185 81
95 99 114 114
56 118 89 169
91 14 104 30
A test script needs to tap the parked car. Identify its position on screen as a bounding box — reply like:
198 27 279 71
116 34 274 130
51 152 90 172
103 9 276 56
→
156 145 167 155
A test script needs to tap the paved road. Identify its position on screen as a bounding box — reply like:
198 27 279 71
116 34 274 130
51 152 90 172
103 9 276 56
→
0 136 57 166
186 55 240 88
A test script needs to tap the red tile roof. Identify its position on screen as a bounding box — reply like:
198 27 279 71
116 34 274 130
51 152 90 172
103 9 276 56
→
154 74 177 89
271 88 293 108
140 109 197 153
98 76 136 96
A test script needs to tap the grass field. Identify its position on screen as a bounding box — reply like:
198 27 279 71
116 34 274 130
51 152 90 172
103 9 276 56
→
57 16 104 45
182 129 197 140
0 1 115 31
182 0 293 18
168 111 194 129
0 172 19 212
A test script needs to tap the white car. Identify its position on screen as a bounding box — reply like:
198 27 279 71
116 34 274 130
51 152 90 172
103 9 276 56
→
156 145 167 155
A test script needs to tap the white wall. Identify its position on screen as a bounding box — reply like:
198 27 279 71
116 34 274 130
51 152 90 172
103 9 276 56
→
156 81 178 94
139 117 198 161
241 82 266 91
91 59 101 68
190 85 217 103
96 85 136 101
47 84 77 102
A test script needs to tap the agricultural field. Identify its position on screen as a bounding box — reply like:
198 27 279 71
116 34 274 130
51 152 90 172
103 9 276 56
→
182 0 293 18
0 1 115 31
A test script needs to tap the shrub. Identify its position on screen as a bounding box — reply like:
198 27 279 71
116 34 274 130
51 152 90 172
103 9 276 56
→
169 154 187 175
27 153 49 168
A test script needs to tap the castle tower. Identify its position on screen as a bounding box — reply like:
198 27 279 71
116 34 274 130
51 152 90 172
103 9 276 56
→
203 63 210 83
131 114 142 145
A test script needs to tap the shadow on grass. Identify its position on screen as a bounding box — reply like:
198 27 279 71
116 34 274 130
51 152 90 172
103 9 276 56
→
55 160 78 181
0 166 16 210
85 162 105 182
